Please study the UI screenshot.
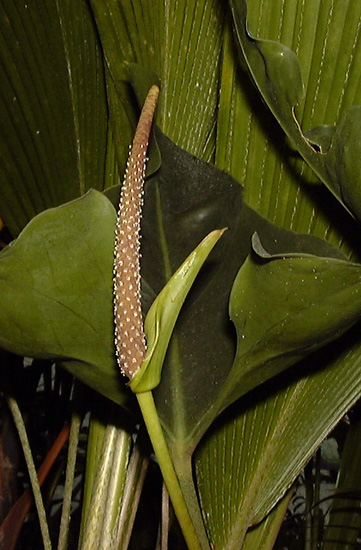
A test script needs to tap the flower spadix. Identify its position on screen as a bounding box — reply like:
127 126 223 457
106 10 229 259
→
114 85 159 379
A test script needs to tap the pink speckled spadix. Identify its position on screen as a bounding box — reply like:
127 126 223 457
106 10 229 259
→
113 85 159 378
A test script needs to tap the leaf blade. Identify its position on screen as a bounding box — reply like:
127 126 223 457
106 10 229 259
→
0 0 107 235
0 190 131 407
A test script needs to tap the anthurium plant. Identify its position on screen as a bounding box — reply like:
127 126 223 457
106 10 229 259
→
1 1 361 549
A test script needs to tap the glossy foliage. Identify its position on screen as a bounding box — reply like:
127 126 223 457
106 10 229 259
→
1 1 361 549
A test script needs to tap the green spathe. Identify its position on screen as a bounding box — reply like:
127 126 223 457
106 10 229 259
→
131 229 226 393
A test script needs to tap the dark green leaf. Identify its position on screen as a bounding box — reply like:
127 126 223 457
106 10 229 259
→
217 234 361 412
0 190 131 408
141 130 352 450
196 330 361 546
90 0 225 162
228 0 361 221
0 0 108 236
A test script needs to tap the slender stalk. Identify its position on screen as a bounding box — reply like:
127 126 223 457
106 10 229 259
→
99 428 131 550
160 482 170 550
57 410 82 550
155 482 169 550
80 423 119 550
137 390 203 550
114 443 149 549
79 410 107 543
5 394 52 550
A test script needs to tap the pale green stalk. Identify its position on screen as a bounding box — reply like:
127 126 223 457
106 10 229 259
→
137 390 203 550
79 411 107 542
80 423 117 550
79 422 131 550
57 410 81 550
160 482 170 550
6 394 52 550
99 427 131 550
114 442 149 549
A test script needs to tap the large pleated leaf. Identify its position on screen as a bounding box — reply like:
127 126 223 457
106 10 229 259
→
194 1 361 548
228 0 361 223
216 1 361 256
0 0 107 236
90 0 225 163
196 327 361 548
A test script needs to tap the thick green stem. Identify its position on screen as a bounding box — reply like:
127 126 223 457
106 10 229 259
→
137 391 203 550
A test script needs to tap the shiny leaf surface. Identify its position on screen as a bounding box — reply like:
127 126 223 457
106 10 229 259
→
0 190 130 407
217 236 361 412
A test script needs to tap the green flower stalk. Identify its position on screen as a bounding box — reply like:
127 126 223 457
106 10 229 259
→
112 85 207 549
